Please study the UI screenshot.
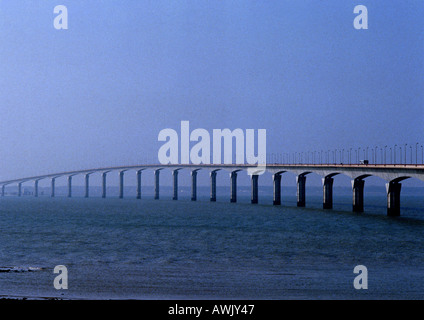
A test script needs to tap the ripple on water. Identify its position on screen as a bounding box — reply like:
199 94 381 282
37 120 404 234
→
0 266 44 273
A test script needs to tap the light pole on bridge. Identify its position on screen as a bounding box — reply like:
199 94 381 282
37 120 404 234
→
384 145 387 166
394 144 397 164
416 143 419 166
405 143 407 166
357 147 360 163
374 146 378 164
380 148 383 165
390 147 392 164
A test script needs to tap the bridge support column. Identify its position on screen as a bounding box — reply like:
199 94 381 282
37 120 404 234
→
119 171 124 199
230 171 237 203
322 176 333 209
34 180 39 197
85 174 90 198
102 172 107 198
273 174 282 205
352 178 365 213
136 170 142 199
18 183 22 197
191 170 198 201
386 181 401 217
172 170 178 200
68 176 72 198
251 175 258 204
210 171 217 202
154 170 160 200
51 178 55 197
296 175 306 207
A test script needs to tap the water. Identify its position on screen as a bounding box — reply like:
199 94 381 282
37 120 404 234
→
0 187 424 299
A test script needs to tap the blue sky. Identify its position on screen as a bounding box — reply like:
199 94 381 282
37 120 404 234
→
0 0 423 187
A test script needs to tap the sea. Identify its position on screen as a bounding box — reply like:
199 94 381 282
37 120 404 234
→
0 185 423 300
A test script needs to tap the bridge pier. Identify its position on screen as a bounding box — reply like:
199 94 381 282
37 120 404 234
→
85 174 90 198
322 176 334 209
68 176 72 198
51 178 55 197
296 174 306 207
191 170 198 201
352 178 365 212
386 181 401 217
154 170 160 200
18 182 22 197
136 170 142 199
172 170 179 200
273 174 282 205
102 172 107 198
34 180 39 197
251 174 258 204
119 171 125 199
210 171 217 202
230 171 237 203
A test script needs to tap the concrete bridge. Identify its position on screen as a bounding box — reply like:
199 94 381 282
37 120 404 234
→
0 164 423 217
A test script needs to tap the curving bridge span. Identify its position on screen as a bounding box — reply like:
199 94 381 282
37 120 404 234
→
0 164 423 217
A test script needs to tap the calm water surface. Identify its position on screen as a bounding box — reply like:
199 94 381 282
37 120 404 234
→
0 189 423 299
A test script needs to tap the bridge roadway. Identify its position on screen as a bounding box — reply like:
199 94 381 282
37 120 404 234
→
0 164 423 216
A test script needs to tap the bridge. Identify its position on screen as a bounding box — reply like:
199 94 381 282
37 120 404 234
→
0 164 423 217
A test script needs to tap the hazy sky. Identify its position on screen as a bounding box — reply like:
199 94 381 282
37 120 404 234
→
0 1 423 187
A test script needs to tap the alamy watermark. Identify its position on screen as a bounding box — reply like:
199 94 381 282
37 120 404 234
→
53 265 68 290
353 5 368 30
158 121 267 175
353 265 368 290
53 5 68 30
